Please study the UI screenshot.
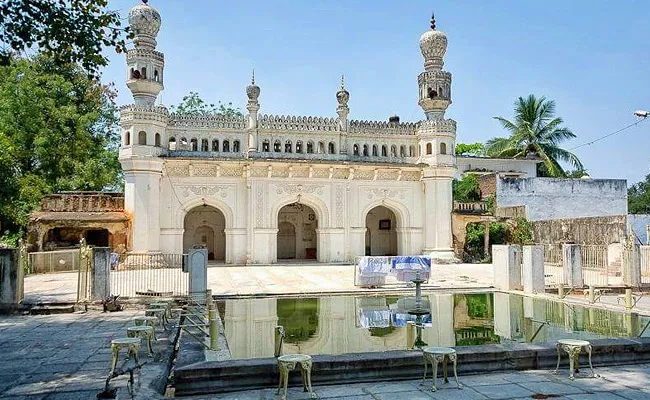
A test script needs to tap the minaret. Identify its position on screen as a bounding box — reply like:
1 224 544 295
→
246 70 260 153
416 12 457 262
418 12 451 120
336 75 350 154
119 0 167 254
126 0 164 105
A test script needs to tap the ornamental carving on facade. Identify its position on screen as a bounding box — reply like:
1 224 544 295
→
221 167 243 177
276 184 324 196
179 185 230 198
364 188 407 200
166 165 189 176
335 185 344 227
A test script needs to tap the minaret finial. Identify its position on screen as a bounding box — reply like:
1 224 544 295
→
142 0 149 4
340 74 345 90
430 12 436 30
251 69 255 85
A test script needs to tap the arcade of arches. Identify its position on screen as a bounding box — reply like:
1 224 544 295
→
277 203 318 260
183 205 226 261
365 206 398 256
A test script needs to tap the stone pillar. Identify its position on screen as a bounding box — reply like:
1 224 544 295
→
492 244 522 290
422 177 456 261
91 247 111 301
562 244 583 288
522 245 545 294
0 249 23 310
622 242 642 288
121 158 163 252
188 248 208 301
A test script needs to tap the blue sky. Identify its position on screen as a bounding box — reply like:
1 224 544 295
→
104 0 650 184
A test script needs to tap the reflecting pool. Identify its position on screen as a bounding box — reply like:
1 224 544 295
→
218 292 650 360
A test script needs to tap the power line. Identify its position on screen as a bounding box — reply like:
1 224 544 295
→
569 117 649 151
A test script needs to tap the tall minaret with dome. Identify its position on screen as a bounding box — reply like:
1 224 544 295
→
417 12 457 261
119 0 168 254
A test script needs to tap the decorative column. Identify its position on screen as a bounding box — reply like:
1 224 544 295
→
122 158 163 252
246 71 260 153
422 167 456 260
336 75 349 154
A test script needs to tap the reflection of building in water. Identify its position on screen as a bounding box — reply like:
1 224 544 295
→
224 298 277 358
493 293 524 340
453 293 498 346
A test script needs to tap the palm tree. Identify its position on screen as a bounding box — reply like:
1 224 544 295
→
486 94 583 177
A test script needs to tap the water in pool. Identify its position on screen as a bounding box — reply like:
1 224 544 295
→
218 292 650 359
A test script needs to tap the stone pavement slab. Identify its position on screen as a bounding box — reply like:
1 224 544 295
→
185 363 650 399
0 308 174 399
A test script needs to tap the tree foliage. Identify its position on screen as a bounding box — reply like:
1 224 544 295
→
455 142 485 156
486 95 583 177
452 174 482 202
0 56 121 239
0 0 131 75
170 92 243 118
628 173 650 214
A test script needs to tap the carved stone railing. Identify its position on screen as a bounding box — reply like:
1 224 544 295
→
40 193 124 212
168 114 245 129
349 120 418 136
259 115 340 132
453 201 489 214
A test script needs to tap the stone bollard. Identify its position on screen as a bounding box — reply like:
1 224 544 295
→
406 321 416 350
587 285 595 304
188 248 208 303
0 248 23 311
91 247 111 301
208 309 218 350
522 245 545 294
625 288 633 310
562 244 583 288
492 245 522 290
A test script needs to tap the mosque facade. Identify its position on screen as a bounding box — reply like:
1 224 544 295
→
119 1 459 264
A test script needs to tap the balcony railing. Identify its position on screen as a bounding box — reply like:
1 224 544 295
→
453 201 489 214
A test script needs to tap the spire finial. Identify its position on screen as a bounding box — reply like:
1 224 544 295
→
251 69 255 85
430 11 436 30
340 74 345 90
142 0 149 4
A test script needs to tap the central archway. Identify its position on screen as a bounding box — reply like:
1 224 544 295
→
183 205 226 261
277 203 318 260
365 205 398 256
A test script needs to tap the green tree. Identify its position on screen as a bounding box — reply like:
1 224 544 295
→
486 95 583 177
452 175 482 202
0 0 130 75
628 173 650 214
0 56 121 241
170 92 243 118
455 142 485 156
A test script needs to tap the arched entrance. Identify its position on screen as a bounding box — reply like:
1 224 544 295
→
277 203 318 260
183 205 226 261
365 206 398 256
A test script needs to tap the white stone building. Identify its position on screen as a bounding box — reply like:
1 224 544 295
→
119 2 458 264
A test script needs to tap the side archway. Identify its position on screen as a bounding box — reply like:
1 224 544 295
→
183 205 226 261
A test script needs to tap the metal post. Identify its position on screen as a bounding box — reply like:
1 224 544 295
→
625 288 633 310
274 326 285 357
558 283 565 299
588 285 595 304
209 309 218 350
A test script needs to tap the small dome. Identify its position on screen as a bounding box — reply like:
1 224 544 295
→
246 70 260 100
128 1 161 38
419 13 447 63
336 75 349 105
246 84 260 100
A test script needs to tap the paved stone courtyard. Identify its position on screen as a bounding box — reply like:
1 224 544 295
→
181 364 650 399
23 263 495 304
0 309 173 399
